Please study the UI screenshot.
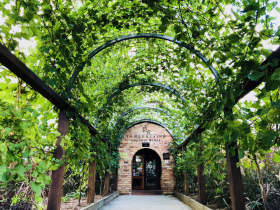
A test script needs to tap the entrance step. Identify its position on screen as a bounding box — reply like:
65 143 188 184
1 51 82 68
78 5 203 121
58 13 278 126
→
132 190 162 195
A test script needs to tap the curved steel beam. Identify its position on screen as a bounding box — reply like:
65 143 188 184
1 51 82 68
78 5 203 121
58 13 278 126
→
107 82 187 104
68 33 220 92
95 82 189 126
114 106 171 126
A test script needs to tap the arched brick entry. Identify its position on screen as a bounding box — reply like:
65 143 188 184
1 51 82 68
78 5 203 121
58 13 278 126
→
132 148 162 190
117 122 175 194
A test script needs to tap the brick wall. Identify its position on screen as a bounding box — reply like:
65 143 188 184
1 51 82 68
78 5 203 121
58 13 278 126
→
117 122 175 194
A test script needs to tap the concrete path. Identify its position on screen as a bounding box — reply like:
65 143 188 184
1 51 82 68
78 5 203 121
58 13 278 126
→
100 195 192 210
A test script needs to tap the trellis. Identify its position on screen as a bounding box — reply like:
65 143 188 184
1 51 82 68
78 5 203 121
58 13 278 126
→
1 31 280 210
95 82 188 127
115 107 171 125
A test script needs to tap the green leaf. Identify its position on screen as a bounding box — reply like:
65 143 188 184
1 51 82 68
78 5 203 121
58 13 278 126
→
30 182 42 195
271 100 280 108
273 154 280 163
265 78 280 91
242 160 250 169
0 166 8 182
0 142 8 163
248 71 264 81
271 68 280 80
15 165 26 178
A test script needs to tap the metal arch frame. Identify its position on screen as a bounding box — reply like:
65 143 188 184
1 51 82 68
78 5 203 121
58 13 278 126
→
114 106 172 126
95 81 189 126
67 33 221 92
118 118 175 140
107 82 187 104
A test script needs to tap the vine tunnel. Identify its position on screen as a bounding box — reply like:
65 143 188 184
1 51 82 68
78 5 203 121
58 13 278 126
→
0 1 280 209
79 34 222 197
1 31 280 209
1 30 280 209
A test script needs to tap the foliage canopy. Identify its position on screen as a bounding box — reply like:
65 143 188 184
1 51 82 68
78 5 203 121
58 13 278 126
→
0 0 280 208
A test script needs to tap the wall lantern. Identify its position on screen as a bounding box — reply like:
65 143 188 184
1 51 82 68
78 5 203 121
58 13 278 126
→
163 153 170 160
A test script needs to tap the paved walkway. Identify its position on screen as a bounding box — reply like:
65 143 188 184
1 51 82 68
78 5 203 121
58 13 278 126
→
100 195 192 210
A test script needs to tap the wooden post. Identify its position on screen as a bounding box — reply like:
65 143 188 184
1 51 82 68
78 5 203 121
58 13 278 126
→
87 158 97 204
226 143 246 210
103 173 110 196
113 172 118 191
224 107 245 210
197 138 206 204
183 172 189 195
197 164 206 204
47 110 69 210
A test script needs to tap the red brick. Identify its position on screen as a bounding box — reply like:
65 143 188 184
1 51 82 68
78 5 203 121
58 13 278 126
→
117 122 175 194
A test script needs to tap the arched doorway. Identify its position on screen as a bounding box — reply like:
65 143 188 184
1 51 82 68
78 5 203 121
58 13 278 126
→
132 148 161 190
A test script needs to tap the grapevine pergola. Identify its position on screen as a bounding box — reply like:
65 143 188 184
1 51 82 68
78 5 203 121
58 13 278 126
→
1 35 280 209
1 1 280 210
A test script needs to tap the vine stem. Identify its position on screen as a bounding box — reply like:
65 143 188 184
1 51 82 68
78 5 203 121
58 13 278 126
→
16 78 22 109
78 161 86 206
253 154 268 210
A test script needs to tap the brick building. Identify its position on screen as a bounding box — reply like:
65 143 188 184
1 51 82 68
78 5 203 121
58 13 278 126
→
117 122 175 194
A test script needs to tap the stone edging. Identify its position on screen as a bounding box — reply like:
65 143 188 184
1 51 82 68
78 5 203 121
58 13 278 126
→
81 191 119 210
176 192 212 210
